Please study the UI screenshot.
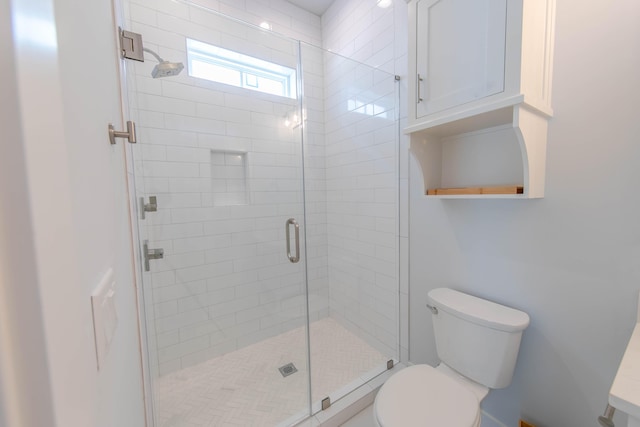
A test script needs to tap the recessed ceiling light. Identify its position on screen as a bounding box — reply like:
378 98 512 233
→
259 21 272 30
377 0 392 8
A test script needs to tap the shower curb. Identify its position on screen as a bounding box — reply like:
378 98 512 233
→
290 363 407 427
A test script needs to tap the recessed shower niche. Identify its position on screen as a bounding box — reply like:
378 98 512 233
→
210 150 249 207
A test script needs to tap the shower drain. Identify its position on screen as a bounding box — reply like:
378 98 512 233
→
278 362 298 378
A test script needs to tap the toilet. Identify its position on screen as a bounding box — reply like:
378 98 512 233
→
374 288 530 427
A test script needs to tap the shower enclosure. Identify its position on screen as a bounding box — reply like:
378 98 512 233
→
121 1 399 425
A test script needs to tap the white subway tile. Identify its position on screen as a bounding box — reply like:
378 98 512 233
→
145 128 199 147
156 309 209 333
177 287 235 312
158 359 181 376
147 223 202 241
225 93 273 114
175 260 234 282
150 270 176 287
158 335 210 363
233 254 281 272
138 93 197 116
156 330 180 349
172 234 232 253
142 161 199 178
137 110 165 128
130 22 186 53
198 103 251 124
207 270 258 291
235 302 280 324
129 3 157 26
152 280 207 304
152 250 206 272
165 113 226 135
154 300 179 318
180 339 236 369
179 319 224 342
209 294 260 318
162 80 225 106
143 177 170 193
131 0 189 19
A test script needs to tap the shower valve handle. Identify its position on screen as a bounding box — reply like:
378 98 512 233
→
143 240 164 272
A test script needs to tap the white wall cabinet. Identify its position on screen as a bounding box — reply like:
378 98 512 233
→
407 0 555 198
415 0 507 119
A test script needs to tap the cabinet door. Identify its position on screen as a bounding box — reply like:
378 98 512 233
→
416 0 507 118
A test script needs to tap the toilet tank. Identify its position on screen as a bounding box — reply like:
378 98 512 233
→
428 288 530 389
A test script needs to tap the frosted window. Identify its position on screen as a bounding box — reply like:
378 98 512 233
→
187 38 296 99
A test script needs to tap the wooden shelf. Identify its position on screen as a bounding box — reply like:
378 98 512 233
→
409 105 548 199
427 185 524 196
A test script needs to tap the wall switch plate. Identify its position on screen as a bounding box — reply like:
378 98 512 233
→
91 268 118 370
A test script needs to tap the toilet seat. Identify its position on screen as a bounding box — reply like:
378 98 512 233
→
374 365 480 427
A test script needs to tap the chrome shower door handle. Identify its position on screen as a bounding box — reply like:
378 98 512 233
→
108 120 137 145
285 218 300 263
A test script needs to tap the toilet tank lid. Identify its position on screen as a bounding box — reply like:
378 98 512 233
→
428 288 530 332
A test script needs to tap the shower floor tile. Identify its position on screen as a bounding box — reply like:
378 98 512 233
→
154 317 388 427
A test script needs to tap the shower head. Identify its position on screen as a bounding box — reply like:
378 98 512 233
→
143 47 184 79
151 61 184 78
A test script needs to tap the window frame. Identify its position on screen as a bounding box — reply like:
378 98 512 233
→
186 38 297 99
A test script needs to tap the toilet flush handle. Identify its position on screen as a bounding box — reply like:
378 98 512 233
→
426 304 438 315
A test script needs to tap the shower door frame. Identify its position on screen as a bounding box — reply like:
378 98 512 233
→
116 10 314 425
114 1 402 425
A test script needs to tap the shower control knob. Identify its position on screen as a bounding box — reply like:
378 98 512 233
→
143 240 164 272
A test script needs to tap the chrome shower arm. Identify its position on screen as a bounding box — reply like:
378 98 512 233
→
143 47 164 63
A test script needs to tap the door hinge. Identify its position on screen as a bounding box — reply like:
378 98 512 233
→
120 28 144 62
321 397 331 411
140 196 157 220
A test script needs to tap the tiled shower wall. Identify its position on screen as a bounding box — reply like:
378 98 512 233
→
322 52 398 357
321 1 400 358
125 0 403 376
125 0 328 375
322 0 410 362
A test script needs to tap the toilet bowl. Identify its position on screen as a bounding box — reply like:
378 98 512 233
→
373 288 529 427
373 364 486 427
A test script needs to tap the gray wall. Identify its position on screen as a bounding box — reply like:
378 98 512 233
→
409 1 640 426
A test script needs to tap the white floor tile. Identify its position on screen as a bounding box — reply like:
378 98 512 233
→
154 318 388 426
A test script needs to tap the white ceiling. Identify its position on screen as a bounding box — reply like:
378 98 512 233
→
285 0 336 16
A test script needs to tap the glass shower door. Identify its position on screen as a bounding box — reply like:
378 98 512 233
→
123 3 312 425
300 43 400 412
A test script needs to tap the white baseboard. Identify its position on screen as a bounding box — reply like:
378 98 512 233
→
481 410 509 427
